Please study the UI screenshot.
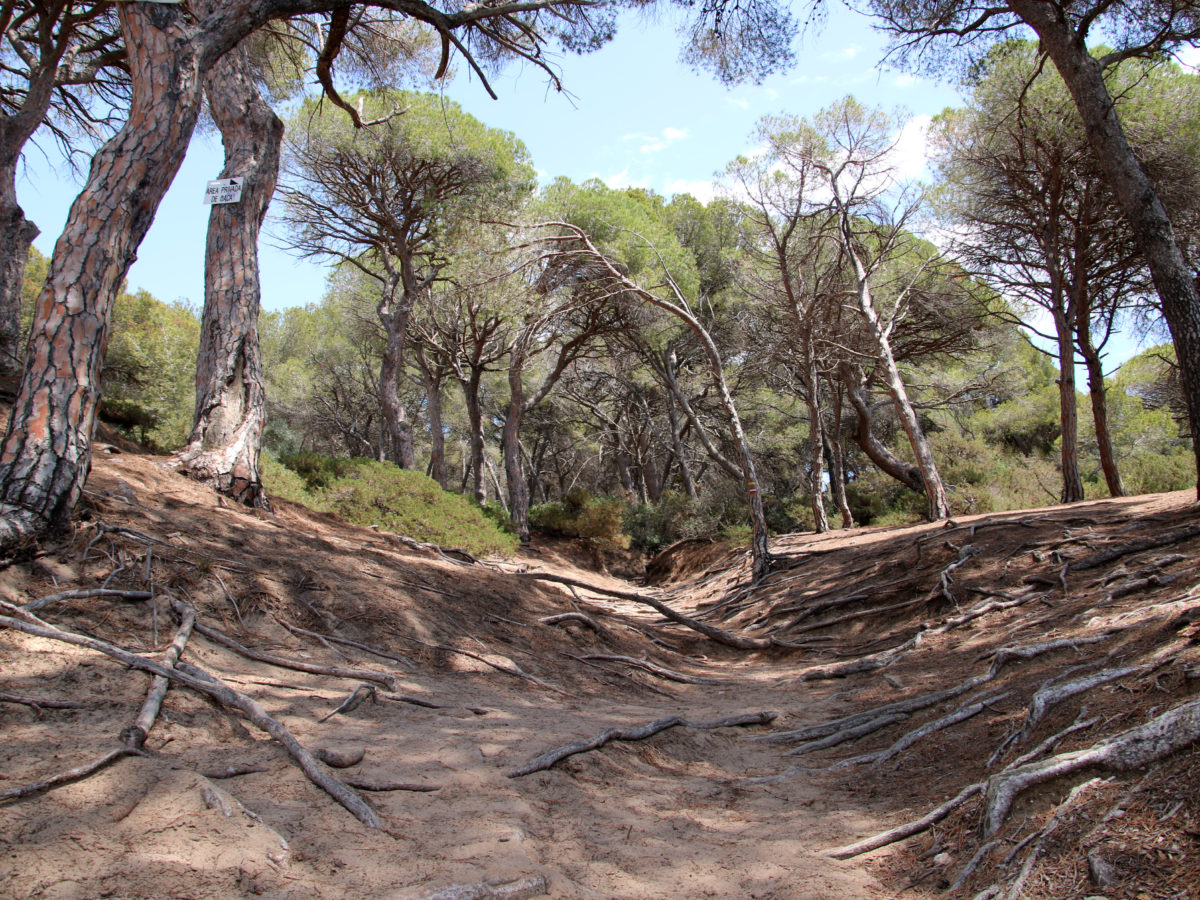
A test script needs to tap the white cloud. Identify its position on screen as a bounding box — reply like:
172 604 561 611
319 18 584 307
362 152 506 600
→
635 127 689 154
663 127 688 141
603 169 651 191
1177 45 1200 71
728 97 751 110
662 178 717 202
820 44 862 62
889 114 932 181
893 73 918 88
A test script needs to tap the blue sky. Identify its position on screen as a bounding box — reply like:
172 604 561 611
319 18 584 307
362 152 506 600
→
17 4 964 315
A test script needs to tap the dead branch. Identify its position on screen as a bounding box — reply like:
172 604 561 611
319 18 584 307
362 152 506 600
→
512 571 772 650
0 605 194 804
507 711 776 777
278 617 417 670
0 603 379 827
578 654 717 684
193 620 399 690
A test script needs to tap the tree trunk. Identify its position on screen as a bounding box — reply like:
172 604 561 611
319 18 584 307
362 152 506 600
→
1078 330 1125 497
0 176 38 379
461 370 486 504
829 384 854 529
665 390 698 501
415 346 447 488
805 336 829 534
503 355 530 541
170 36 279 509
378 311 415 470
0 4 204 547
841 364 926 496
1054 308 1085 503
1012 0 1200 497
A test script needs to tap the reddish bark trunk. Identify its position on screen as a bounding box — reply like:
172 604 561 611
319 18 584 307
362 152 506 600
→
0 5 203 545
170 35 280 508
1078 328 1125 498
1054 309 1085 503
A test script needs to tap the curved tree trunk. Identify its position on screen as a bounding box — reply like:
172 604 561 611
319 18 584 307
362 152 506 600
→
170 37 280 508
1054 309 1085 503
828 384 854 529
841 364 926 496
0 5 204 548
1013 0 1200 497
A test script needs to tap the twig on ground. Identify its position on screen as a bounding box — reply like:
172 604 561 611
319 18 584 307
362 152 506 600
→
507 711 776 777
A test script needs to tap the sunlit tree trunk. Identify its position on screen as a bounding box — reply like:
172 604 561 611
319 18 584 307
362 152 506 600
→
502 352 530 541
828 384 854 529
171 37 280 508
804 335 829 534
841 363 926 496
1076 315 1125 498
413 344 447 487
0 5 203 546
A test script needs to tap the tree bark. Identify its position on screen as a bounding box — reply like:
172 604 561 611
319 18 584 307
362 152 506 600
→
1078 324 1125 497
171 33 279 508
1053 307 1085 503
378 311 415 469
0 177 38 379
460 368 486 504
414 344 447 487
841 365 926 496
503 353 530 541
0 4 205 547
665 389 699 500
828 385 854 529
805 335 830 534
1011 0 1200 497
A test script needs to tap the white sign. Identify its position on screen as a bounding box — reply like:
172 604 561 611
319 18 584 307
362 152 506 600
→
203 178 244 205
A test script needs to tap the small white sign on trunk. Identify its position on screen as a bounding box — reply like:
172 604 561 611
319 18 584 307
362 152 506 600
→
203 178 244 205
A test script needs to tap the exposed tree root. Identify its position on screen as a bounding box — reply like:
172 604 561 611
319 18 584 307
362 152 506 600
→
826 782 984 859
320 683 378 722
404 874 549 900
784 713 909 757
982 695 1200 837
1067 522 1200 573
276 617 418 670
0 604 194 804
507 711 776 777
578 654 716 684
794 633 923 682
539 612 607 633
513 571 773 650
0 602 380 827
404 636 570 696
22 587 153 613
193 620 400 690
343 777 441 793
0 692 87 711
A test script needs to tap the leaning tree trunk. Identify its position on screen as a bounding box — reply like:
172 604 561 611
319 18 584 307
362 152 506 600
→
1014 0 1200 497
828 384 854 529
841 365 927 496
170 37 280 508
1054 308 1086 503
0 4 205 548
665 389 699 501
1077 320 1126 498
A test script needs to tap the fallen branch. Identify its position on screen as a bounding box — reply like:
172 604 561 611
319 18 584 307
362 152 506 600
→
507 711 776 777
194 620 399 691
0 602 379 827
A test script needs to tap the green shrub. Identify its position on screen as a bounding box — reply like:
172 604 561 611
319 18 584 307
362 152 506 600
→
268 454 518 556
529 490 629 550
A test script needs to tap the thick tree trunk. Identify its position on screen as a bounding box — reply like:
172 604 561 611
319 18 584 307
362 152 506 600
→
416 350 447 488
170 37 280 508
1054 309 1085 503
665 391 698 501
1013 0 1200 496
0 178 38 379
0 5 204 547
842 364 926 496
1078 327 1125 498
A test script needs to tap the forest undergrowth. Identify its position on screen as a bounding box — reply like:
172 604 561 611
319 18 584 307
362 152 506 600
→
1 445 1199 899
